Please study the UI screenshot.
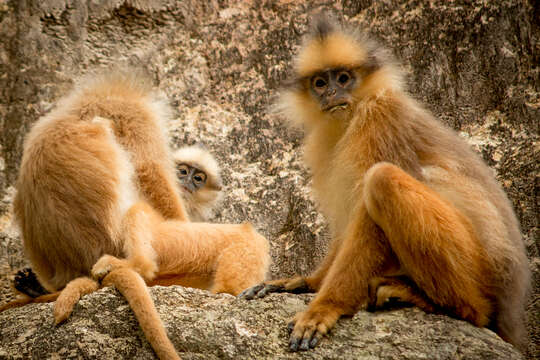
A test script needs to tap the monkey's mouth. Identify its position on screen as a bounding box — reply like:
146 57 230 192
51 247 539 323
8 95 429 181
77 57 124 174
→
181 186 193 194
325 103 349 112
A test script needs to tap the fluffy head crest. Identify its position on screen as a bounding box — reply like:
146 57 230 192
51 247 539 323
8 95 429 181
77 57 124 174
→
295 15 370 77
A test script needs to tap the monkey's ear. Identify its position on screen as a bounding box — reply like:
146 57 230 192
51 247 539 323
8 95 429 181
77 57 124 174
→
309 13 337 41
282 74 308 91
364 52 381 74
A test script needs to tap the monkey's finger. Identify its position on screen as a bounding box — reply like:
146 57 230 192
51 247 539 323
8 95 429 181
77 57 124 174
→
255 284 283 298
289 335 302 352
289 332 315 352
289 321 312 352
237 284 265 299
309 332 322 348
287 320 296 333
298 328 315 351
290 327 324 351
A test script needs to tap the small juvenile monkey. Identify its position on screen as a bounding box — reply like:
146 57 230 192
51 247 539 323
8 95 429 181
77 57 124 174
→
241 16 530 352
7 145 222 302
173 145 223 221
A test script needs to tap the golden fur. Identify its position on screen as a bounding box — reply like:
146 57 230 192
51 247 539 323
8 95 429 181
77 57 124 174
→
56 201 269 360
242 17 530 351
5 70 270 360
173 145 223 221
13 70 188 293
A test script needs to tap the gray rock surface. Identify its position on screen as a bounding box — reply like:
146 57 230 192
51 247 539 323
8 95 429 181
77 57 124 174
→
0 0 537 359
0 286 524 359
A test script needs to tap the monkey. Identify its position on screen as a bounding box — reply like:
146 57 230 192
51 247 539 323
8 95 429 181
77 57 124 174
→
7 144 223 302
0 69 270 359
173 145 223 222
0 70 188 311
240 16 531 352
54 201 269 360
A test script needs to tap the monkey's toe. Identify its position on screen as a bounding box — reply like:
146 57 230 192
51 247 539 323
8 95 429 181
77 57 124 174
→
238 284 264 299
238 283 284 299
288 322 324 352
287 307 341 352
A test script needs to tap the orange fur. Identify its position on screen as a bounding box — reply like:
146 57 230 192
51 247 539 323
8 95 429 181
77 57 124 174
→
8 70 270 359
243 17 530 352
13 70 187 293
78 202 269 360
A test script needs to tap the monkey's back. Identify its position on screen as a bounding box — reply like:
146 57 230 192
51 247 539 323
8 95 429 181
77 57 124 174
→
353 92 529 346
407 105 530 346
14 113 129 292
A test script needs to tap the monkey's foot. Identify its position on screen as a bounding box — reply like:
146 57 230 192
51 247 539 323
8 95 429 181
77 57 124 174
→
367 276 435 313
13 268 48 298
287 305 341 351
238 277 313 299
54 277 98 325
91 255 128 281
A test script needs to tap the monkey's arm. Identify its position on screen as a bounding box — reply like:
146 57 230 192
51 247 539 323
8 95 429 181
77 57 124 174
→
136 162 190 221
239 235 344 299
287 205 388 351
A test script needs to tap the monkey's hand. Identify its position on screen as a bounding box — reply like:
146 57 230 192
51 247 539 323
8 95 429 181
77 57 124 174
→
287 304 341 351
238 276 315 299
91 255 129 282
92 254 157 283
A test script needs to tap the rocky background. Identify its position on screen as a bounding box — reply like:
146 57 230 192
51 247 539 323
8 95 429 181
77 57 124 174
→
0 0 537 359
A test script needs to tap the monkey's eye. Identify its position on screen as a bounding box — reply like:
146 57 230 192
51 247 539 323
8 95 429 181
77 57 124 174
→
312 76 327 90
177 164 189 177
193 172 207 187
337 71 351 86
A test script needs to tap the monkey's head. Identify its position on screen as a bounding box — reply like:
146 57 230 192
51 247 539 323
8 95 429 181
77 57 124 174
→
279 15 402 128
173 145 223 221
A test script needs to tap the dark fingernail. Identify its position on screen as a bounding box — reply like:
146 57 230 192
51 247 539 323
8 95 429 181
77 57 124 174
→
289 338 299 352
309 336 319 348
287 321 295 333
299 338 310 351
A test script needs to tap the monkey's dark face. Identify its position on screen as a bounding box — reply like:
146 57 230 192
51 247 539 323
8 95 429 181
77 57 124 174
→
177 163 207 194
308 68 356 113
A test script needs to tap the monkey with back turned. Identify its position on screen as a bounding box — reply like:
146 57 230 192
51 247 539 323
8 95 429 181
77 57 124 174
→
241 16 531 352
2 71 270 360
10 143 224 300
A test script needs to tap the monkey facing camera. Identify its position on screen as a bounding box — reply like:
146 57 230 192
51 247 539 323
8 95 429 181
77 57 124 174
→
241 15 530 352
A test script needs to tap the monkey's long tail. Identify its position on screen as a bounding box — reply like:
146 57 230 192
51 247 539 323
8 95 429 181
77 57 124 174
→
0 292 60 312
102 267 181 360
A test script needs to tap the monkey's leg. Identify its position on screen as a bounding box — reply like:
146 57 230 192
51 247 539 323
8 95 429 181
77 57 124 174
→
53 277 99 324
120 202 159 281
211 236 268 296
287 206 389 351
92 202 159 282
239 236 343 299
363 162 492 327
367 276 435 313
